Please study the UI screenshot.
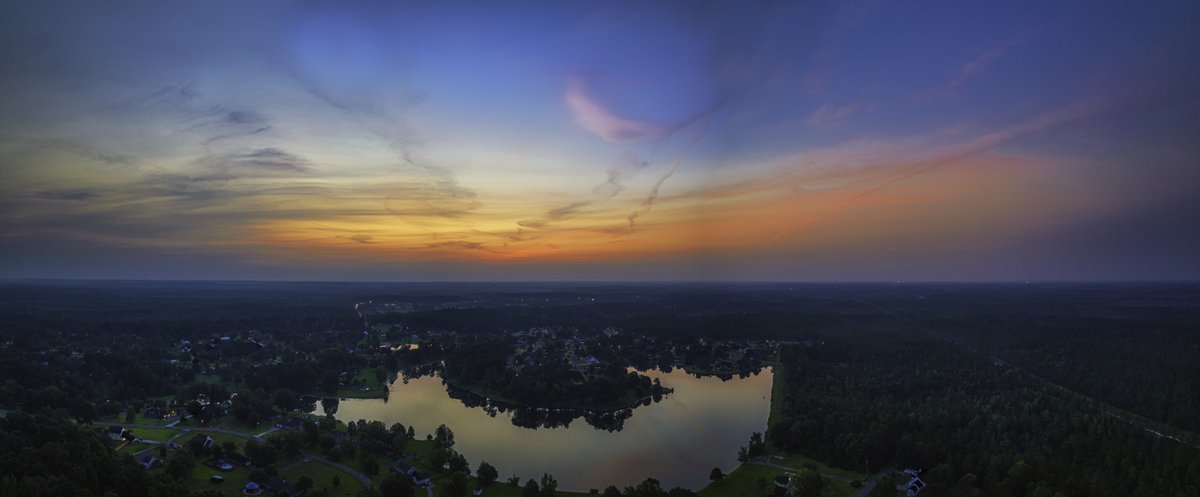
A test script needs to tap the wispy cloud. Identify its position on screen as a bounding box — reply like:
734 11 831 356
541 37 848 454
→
916 30 1039 103
564 77 667 143
210 148 311 174
29 189 100 201
808 101 868 125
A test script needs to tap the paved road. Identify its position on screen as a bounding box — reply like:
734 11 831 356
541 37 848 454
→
255 426 280 438
305 453 376 489
853 466 895 497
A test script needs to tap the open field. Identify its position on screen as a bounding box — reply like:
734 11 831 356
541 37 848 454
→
698 464 853 497
128 427 180 442
337 370 388 399
281 460 367 497
183 462 251 497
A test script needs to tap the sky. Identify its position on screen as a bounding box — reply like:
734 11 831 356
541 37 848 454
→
1 0 1198 281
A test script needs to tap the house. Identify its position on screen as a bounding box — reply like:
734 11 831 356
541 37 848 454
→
258 476 300 497
222 451 253 468
138 454 163 469
106 426 126 441
774 475 791 489
410 471 432 486
144 407 165 419
903 477 926 497
275 417 307 431
772 474 793 497
393 463 416 475
472 487 484 496
187 433 214 451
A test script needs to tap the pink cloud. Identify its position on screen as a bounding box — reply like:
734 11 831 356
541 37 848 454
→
563 77 667 143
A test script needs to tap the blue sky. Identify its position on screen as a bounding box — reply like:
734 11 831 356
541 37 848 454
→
1 0 1198 281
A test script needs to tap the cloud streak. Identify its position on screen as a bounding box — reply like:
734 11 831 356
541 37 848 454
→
916 29 1039 103
564 77 668 144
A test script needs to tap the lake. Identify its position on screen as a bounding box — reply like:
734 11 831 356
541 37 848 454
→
327 367 773 491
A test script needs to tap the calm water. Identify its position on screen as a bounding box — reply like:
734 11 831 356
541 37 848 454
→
329 367 773 491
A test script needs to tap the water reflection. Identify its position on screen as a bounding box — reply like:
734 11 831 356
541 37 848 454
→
391 363 663 431
443 382 639 431
328 367 773 491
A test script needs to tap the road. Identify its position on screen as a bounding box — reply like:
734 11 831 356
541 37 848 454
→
852 466 894 497
280 454 376 489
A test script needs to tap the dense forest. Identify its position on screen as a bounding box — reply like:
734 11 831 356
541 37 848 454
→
0 410 189 496
769 329 1200 497
882 285 1200 433
1 281 1197 497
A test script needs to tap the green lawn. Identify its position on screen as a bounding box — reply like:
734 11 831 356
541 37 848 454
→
200 431 252 449
128 427 179 442
101 412 176 426
281 460 366 497
762 454 864 482
700 463 786 497
698 464 853 497
336 370 387 399
210 416 271 434
116 441 157 455
184 461 251 497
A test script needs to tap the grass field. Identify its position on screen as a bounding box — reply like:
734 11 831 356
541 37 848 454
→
183 462 251 497
699 464 787 497
116 441 157 455
762 454 864 483
697 464 854 497
101 412 176 426
281 460 366 497
210 416 273 434
127 427 179 442
336 370 388 399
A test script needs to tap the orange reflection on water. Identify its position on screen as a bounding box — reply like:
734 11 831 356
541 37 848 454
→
328 367 774 491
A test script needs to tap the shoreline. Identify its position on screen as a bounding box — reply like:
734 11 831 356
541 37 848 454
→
437 372 672 414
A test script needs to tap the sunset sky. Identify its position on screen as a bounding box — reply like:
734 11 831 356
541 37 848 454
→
2 1 1198 281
